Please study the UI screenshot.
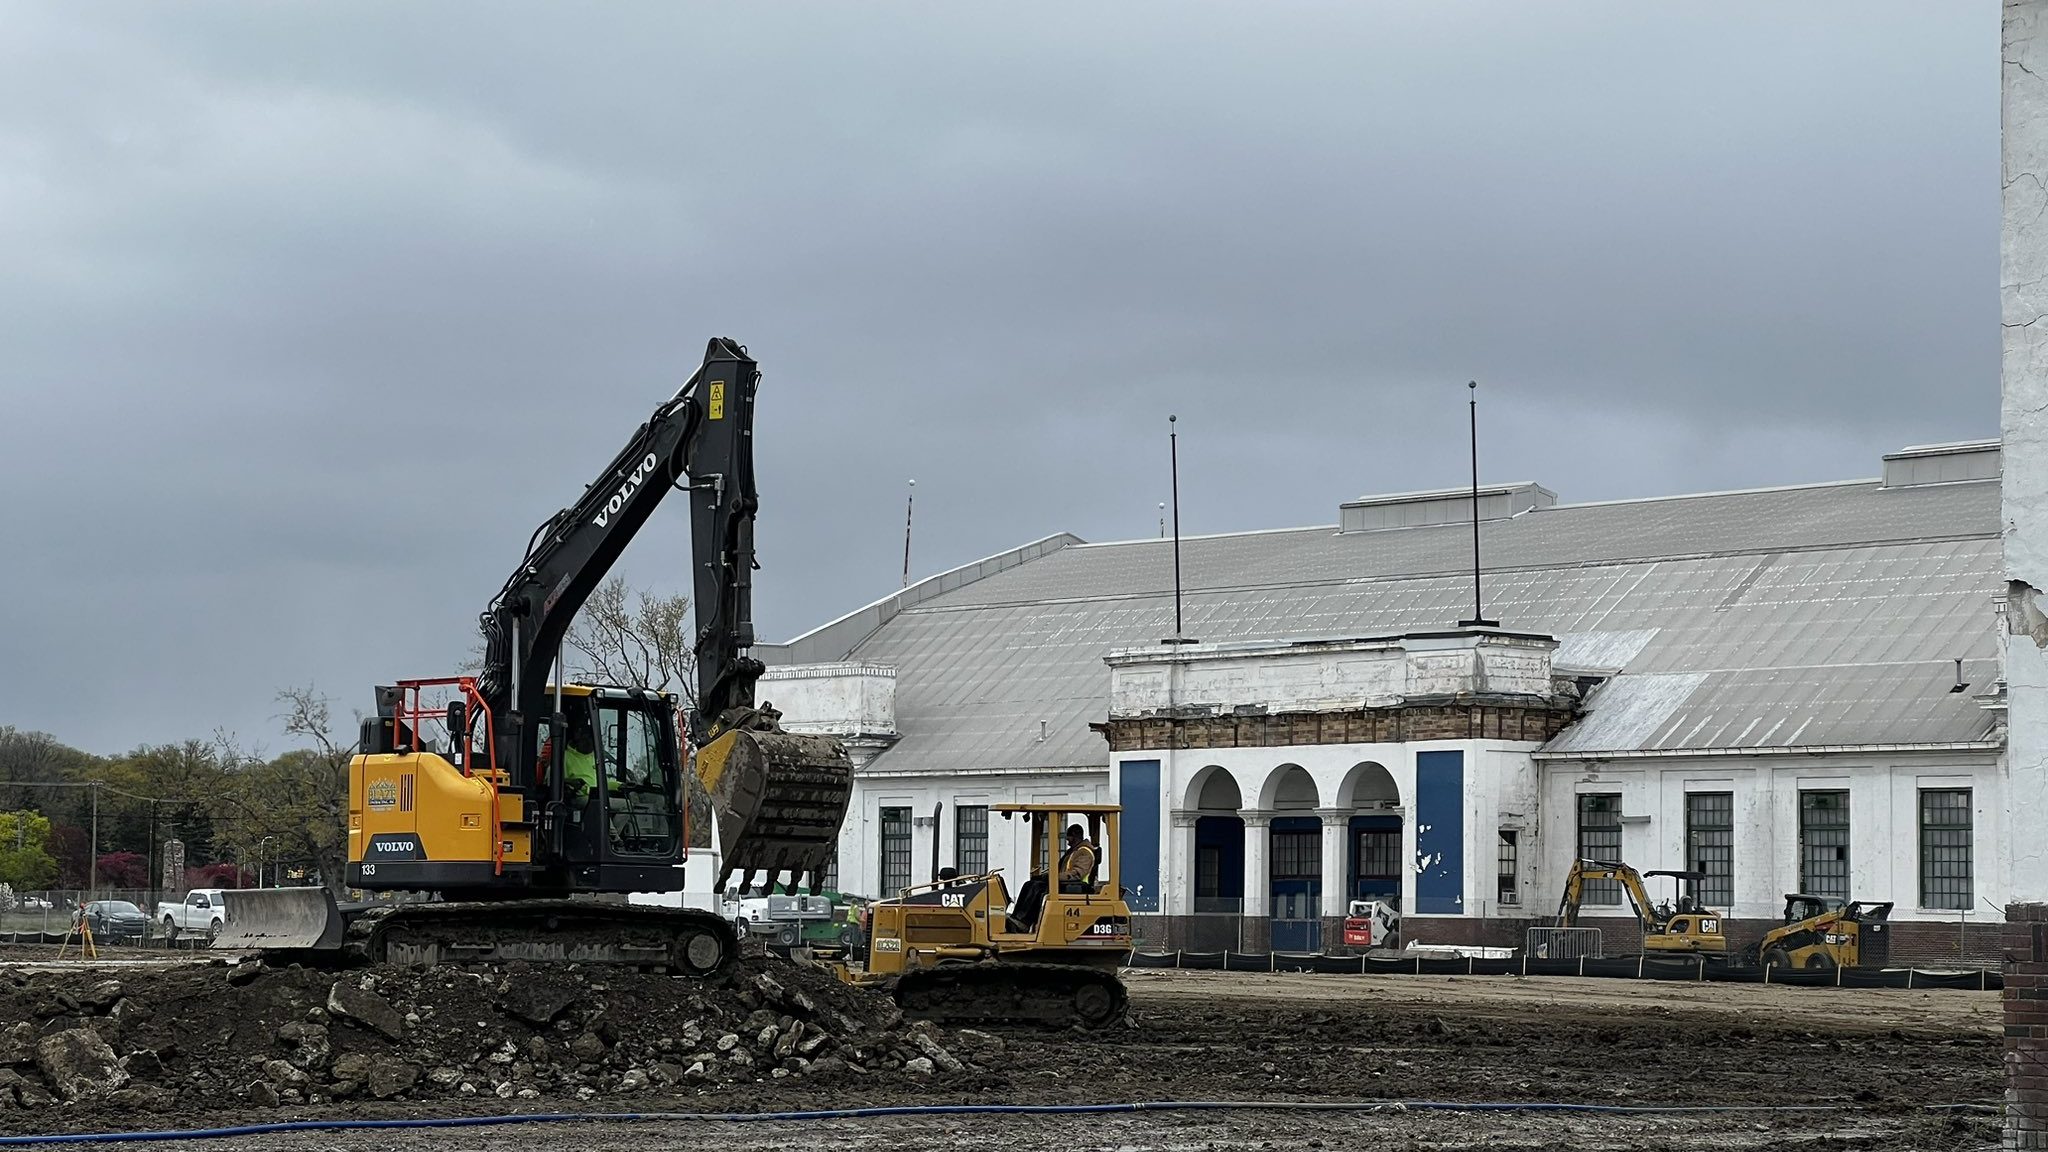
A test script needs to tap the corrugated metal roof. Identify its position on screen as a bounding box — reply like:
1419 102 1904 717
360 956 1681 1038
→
812 478 2004 774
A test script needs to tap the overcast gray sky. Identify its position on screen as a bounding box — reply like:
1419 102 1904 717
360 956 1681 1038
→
1 2 2002 755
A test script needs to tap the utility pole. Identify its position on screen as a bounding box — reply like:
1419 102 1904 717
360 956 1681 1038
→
88 781 98 900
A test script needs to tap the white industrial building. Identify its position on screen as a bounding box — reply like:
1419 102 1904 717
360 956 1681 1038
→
758 438 2007 961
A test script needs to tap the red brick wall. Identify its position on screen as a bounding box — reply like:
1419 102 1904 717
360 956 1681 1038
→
2006 903 2048 1149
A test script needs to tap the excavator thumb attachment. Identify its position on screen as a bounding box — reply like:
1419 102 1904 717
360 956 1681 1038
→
212 887 346 954
695 727 852 895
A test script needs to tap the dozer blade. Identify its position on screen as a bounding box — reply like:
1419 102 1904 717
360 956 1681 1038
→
212 887 346 954
696 728 852 894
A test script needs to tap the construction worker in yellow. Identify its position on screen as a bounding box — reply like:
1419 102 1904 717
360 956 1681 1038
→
563 716 599 801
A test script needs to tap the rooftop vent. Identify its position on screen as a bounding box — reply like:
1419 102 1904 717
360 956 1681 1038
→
1880 439 2000 489
1339 481 1556 533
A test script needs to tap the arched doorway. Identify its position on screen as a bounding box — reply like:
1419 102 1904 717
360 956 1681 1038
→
1339 762 1402 911
1260 765 1323 951
1186 767 1245 923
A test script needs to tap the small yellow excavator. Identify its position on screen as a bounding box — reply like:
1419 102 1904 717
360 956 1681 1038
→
213 338 853 980
1554 858 1728 956
812 803 1135 1029
1742 893 1894 970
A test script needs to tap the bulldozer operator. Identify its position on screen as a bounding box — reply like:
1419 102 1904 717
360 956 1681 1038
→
1010 824 1095 931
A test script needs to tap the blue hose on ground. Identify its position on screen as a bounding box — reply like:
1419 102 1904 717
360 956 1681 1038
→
0 1098 1998 1145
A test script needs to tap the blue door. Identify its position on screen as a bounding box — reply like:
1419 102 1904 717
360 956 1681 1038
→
1269 818 1322 951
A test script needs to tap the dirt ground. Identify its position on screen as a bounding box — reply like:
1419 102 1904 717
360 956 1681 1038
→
0 961 2008 1150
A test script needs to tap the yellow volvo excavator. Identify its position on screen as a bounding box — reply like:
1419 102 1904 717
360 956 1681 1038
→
814 804 1135 1029
214 338 853 980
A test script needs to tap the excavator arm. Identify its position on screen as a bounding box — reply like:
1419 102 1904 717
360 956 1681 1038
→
1556 859 1662 933
467 336 849 894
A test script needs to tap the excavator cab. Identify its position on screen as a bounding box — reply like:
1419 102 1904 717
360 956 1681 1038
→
534 687 683 862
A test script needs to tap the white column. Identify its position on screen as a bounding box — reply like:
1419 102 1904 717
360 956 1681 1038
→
1316 808 1351 919
1241 810 1273 918
1169 810 1199 915
2007 0 2048 901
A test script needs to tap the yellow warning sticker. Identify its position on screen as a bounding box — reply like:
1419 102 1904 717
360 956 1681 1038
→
709 380 726 420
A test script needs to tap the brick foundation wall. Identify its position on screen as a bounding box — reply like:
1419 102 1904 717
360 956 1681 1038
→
2008 903 2048 1149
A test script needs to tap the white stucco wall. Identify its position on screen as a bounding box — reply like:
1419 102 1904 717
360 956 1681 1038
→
2005 0 2048 905
1538 752 2007 923
758 662 896 738
1106 632 1561 717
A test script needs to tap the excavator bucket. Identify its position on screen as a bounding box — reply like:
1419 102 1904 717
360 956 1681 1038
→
211 887 347 954
695 728 852 894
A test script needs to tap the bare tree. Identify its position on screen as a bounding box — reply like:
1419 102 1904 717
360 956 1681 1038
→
564 576 696 708
459 576 694 707
211 686 356 896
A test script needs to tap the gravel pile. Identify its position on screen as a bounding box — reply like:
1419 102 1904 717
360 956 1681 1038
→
0 954 1003 1113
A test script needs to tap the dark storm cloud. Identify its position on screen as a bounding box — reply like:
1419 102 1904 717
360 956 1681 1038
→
0 2 2001 753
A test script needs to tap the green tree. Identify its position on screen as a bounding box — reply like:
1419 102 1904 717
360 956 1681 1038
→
0 811 59 890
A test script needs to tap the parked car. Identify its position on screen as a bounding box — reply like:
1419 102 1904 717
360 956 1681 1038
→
80 900 149 944
18 896 51 910
156 889 226 943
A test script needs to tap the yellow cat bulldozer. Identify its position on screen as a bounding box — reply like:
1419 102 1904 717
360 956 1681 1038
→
1742 894 1895 970
809 803 1135 1029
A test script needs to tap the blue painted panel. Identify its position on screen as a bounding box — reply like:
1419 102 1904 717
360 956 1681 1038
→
1414 750 1465 914
1117 760 1161 912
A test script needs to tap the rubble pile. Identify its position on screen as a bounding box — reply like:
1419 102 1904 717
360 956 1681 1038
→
0 954 1001 1113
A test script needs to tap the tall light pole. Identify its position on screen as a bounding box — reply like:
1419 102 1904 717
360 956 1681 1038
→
901 479 915 588
258 836 276 888
1457 381 1499 629
1163 415 1196 646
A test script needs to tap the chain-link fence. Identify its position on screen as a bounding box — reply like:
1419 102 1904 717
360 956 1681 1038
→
0 889 240 947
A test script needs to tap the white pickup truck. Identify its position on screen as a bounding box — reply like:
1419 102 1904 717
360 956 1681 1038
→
156 888 226 942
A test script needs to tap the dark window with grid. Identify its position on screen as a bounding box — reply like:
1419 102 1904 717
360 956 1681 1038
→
1270 829 1319 879
1919 789 1973 910
1196 846 1222 898
1686 792 1734 908
954 805 989 877
1798 791 1850 900
1497 830 1520 905
1356 830 1399 882
1577 794 1623 905
878 806 912 894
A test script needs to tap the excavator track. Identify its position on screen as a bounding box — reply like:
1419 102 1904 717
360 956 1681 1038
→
336 900 739 982
891 962 1128 1030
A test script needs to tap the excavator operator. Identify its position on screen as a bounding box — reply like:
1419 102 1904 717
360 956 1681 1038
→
563 716 599 801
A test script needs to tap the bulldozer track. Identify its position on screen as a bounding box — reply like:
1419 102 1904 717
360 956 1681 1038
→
891 961 1129 1030
338 900 739 982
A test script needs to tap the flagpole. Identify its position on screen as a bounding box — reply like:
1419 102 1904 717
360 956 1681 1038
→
1459 381 1499 628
